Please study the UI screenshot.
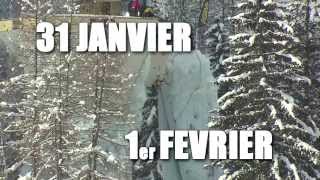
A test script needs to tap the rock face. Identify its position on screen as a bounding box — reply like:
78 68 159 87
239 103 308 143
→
158 51 219 180
130 51 221 180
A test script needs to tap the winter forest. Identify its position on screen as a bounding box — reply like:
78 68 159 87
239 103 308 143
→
1 0 320 180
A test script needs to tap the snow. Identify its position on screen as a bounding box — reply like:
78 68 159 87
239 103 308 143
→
78 100 85 105
276 21 294 34
249 34 257 47
277 52 302 66
229 33 250 42
31 77 46 88
311 1 320 21
260 77 268 87
278 91 296 118
280 98 295 118
269 89 320 137
208 121 218 128
263 0 274 6
218 88 239 105
269 105 277 118
275 119 284 130
10 75 26 83
272 154 282 180
17 174 31 180
38 123 50 130
232 13 247 23
21 0 36 9
0 101 7 107
237 2 247 8
86 114 96 120
222 54 250 64
291 74 311 85
218 72 251 83
220 98 236 110
287 136 320 164
128 73 134 79
107 154 116 163
279 155 301 180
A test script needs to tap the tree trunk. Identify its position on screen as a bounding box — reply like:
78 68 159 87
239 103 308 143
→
32 0 39 178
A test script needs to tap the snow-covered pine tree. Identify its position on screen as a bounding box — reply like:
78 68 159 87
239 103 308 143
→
1 1 82 179
308 0 320 84
286 0 320 155
2 52 82 179
11 0 56 178
206 15 230 98
72 53 130 180
212 0 320 179
0 40 23 180
286 0 320 78
35 53 80 180
133 84 161 180
207 17 229 78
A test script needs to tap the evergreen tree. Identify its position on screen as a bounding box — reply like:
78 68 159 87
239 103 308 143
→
1 1 82 179
133 85 161 180
287 0 320 157
206 16 230 97
207 17 229 78
308 1 320 84
212 0 320 179
0 40 22 179
72 53 131 180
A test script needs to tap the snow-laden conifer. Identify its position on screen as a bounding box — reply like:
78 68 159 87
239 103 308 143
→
212 0 320 179
133 85 162 180
206 15 230 98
